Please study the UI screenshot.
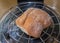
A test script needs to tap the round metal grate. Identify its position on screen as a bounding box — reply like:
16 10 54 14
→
1 2 60 43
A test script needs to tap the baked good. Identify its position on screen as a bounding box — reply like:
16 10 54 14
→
15 8 52 38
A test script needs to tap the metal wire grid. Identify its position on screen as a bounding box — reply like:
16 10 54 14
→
1 2 60 43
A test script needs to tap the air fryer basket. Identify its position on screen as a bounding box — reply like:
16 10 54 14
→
0 2 60 43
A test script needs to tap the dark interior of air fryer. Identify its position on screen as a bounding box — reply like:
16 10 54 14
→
2 0 60 43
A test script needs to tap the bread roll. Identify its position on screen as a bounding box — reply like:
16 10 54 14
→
15 8 52 38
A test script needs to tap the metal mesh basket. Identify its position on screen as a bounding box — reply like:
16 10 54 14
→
0 2 60 43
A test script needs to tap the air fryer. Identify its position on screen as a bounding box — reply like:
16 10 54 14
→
0 0 60 43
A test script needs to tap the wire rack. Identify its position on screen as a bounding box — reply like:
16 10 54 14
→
0 2 60 43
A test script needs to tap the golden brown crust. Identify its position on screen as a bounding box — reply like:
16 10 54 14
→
16 8 34 26
15 8 52 38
